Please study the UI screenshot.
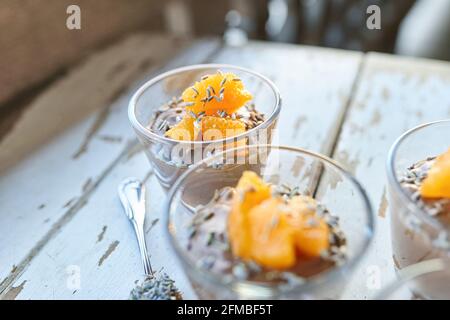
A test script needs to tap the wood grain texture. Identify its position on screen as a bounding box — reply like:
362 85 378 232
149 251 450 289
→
8 42 447 300
7 43 448 300
211 41 363 152
0 41 362 299
0 37 220 296
332 53 450 299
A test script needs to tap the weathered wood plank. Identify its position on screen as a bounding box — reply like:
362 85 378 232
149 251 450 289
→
0 33 189 171
3 152 195 299
211 41 364 152
0 36 220 294
2 42 363 299
329 53 450 299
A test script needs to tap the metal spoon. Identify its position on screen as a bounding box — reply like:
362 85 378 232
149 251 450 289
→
118 177 181 300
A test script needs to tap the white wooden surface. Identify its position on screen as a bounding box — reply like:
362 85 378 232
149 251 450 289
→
1 36 449 300
335 53 450 299
0 35 219 297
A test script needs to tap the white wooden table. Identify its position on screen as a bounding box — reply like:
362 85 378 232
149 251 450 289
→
1 34 449 300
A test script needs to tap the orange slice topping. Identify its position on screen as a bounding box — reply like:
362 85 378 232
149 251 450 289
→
247 198 296 269
165 116 199 141
164 71 253 142
420 148 450 199
181 71 252 116
165 115 246 142
289 196 330 258
228 171 271 259
201 116 246 141
228 171 330 270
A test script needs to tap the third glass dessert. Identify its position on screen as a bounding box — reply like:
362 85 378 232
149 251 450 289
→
166 145 374 299
377 259 450 300
129 65 280 190
387 120 450 299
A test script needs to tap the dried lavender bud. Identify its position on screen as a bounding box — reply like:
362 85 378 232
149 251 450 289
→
188 226 197 239
207 85 216 95
129 273 182 300
188 111 197 118
232 263 249 280
203 212 215 221
199 255 216 270
207 232 216 246
246 260 262 273
400 157 448 219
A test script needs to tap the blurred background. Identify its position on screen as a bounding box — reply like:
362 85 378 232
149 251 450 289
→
1 0 450 154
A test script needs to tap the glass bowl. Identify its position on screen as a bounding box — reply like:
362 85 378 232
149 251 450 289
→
387 120 450 264
128 64 281 190
377 259 450 300
164 145 374 299
386 119 450 299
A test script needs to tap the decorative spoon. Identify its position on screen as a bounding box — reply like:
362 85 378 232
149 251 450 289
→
118 177 182 300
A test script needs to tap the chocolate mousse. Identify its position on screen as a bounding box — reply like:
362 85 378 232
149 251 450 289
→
185 171 347 286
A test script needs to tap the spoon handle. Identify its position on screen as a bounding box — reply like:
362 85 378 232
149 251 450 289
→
133 221 152 275
118 178 153 275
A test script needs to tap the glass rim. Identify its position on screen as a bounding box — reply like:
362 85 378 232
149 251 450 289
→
163 144 375 296
376 258 448 300
386 119 450 232
128 63 282 145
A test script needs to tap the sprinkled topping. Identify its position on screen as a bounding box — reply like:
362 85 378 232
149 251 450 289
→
129 273 182 300
151 71 264 142
191 87 199 97
400 157 450 221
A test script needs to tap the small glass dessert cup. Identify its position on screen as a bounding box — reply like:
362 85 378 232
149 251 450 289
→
164 145 374 299
128 64 281 190
377 259 450 300
387 120 450 299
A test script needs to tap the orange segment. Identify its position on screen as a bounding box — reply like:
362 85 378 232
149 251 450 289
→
228 199 252 259
248 198 296 269
295 224 329 258
247 196 329 268
165 116 199 141
288 196 330 257
421 148 450 199
181 72 252 116
228 171 271 259
201 116 246 141
165 115 246 142
227 172 331 270
235 171 271 212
